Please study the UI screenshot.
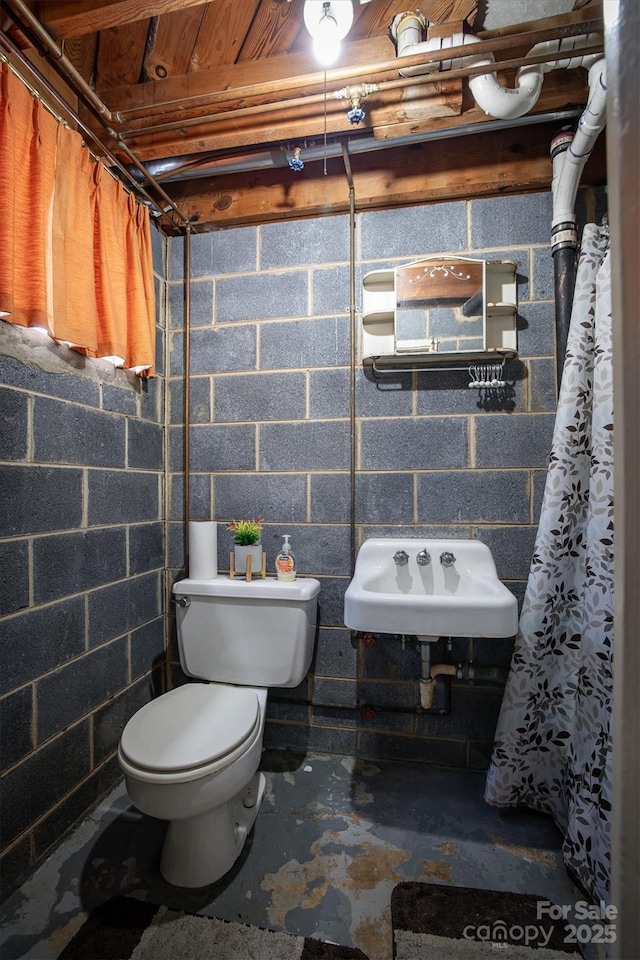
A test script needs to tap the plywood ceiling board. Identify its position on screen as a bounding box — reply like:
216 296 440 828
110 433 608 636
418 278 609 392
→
96 19 151 89
143 5 206 80
236 0 303 62
189 1 260 71
37 0 215 40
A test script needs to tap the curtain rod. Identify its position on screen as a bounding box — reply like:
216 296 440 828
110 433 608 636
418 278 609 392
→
1 4 191 233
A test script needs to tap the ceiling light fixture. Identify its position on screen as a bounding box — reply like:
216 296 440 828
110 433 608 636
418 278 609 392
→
303 1 354 68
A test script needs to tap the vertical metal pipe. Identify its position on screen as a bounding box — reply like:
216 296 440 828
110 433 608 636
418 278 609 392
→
342 146 357 576
183 229 192 574
552 245 577 388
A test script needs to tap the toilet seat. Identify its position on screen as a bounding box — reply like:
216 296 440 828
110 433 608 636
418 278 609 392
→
120 683 260 775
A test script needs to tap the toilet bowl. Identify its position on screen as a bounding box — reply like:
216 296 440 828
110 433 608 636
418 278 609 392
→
118 682 268 887
118 574 320 887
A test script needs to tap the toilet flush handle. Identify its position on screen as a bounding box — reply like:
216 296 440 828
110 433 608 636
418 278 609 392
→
176 596 190 608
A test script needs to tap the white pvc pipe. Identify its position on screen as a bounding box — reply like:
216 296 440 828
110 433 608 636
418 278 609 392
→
395 23 604 123
552 58 607 229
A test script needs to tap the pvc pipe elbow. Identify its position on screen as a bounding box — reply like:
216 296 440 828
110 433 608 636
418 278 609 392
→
420 664 458 710
462 34 543 120
552 58 606 229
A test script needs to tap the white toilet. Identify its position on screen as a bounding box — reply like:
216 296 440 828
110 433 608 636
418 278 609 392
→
117 574 320 888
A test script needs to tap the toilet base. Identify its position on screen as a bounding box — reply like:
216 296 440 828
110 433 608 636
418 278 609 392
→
160 771 266 887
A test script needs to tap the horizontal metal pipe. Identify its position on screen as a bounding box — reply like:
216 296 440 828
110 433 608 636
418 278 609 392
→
136 108 581 184
118 41 602 142
115 16 603 123
0 18 189 230
4 0 113 120
0 35 162 207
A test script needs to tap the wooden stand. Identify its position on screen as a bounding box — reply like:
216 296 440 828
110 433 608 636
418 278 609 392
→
229 551 267 582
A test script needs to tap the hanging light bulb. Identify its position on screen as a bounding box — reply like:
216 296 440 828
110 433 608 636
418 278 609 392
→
303 1 354 68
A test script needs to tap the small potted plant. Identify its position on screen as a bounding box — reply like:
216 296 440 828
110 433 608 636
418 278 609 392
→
227 518 263 574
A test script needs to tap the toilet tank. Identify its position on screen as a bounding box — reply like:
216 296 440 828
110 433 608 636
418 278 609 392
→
172 576 321 687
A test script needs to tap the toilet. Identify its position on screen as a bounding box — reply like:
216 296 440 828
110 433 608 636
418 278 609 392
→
117 574 320 888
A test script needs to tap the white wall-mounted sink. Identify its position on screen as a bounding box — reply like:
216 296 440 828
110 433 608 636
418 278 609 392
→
344 538 518 638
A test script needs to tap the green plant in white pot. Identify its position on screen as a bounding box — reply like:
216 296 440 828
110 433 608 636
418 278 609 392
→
227 518 263 574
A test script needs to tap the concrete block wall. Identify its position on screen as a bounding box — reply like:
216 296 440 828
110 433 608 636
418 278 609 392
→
167 190 590 769
0 226 167 896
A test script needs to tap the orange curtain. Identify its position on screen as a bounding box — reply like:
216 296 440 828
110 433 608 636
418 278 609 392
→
0 62 156 376
0 62 57 326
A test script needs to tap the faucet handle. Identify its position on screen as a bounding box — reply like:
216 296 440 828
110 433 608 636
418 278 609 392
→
440 551 456 567
393 549 409 566
416 549 431 566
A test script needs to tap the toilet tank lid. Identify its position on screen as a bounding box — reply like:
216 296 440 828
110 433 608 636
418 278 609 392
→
173 575 320 601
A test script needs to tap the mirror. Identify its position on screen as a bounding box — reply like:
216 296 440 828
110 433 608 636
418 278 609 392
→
361 255 517 366
395 257 485 354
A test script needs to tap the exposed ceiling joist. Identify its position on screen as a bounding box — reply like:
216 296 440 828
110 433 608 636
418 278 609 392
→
6 0 605 233
167 119 607 231
37 0 215 40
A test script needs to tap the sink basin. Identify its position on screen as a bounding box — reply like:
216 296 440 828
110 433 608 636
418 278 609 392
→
344 538 518 638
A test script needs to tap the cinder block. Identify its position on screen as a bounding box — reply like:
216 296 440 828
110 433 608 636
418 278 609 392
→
33 528 127 604
129 522 164 575
190 325 257 375
0 540 29 615
190 423 256 472
475 414 554 468
0 721 90 849
260 316 350 369
88 470 159 524
0 388 28 461
1 465 83 536
216 271 307 322
215 473 307 523
360 418 468 470
215 372 306 422
471 192 552 248
417 470 530 523
260 421 349 471
36 637 129 743
88 572 160 647
128 419 163 470
0 686 33 772
360 201 467 260
261 216 349 268
34 398 125 467
0 598 85 695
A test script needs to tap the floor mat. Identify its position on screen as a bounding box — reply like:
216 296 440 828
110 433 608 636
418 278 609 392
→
391 882 582 958
58 895 369 960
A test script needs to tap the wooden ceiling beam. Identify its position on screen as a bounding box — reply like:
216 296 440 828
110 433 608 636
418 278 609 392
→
101 34 395 116
168 124 606 232
165 121 606 232
37 0 218 40
99 5 598 120
105 68 587 162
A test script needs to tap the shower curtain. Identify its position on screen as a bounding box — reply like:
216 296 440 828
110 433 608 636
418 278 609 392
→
485 222 614 904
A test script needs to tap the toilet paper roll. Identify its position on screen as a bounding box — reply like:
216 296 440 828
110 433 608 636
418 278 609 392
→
189 521 218 580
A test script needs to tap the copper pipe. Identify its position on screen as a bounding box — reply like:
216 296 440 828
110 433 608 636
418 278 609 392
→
116 16 603 123
0 30 186 232
342 144 357 577
1 1 189 230
119 41 603 141
183 229 192 574
4 0 112 120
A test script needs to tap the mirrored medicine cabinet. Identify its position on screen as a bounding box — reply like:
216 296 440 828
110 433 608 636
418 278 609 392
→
361 256 518 375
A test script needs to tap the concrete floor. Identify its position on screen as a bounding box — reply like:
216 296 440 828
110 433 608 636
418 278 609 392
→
0 750 584 960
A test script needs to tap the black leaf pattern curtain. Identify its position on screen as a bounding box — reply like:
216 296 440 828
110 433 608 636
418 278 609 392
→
485 222 614 903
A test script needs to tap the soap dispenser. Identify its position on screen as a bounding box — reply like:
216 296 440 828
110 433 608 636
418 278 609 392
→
275 535 296 582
